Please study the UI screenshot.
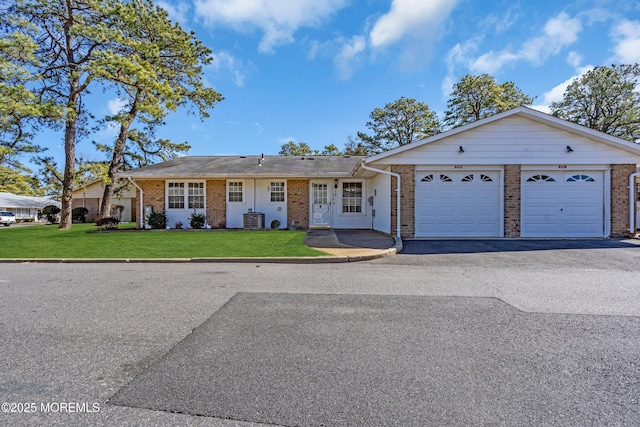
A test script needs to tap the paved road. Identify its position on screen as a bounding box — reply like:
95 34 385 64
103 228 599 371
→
1 241 639 425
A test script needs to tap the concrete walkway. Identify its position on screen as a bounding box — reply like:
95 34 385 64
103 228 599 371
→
304 229 400 259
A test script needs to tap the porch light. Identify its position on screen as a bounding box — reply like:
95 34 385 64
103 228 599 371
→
566 145 574 153
459 146 464 153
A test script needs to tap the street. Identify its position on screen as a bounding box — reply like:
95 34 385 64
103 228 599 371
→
1 241 639 425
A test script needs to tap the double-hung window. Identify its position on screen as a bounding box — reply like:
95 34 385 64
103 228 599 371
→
342 181 363 213
168 182 185 209
188 183 204 208
270 181 285 203
227 181 244 203
167 181 205 209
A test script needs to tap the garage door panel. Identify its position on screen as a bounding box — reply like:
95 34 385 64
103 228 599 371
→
415 170 501 237
521 171 604 237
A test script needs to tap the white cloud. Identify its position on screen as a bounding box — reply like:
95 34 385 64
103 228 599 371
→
531 65 594 112
471 51 519 74
440 75 455 100
519 12 582 64
194 0 347 54
158 1 190 25
369 0 460 48
278 136 297 143
333 36 366 80
454 12 583 75
611 20 640 63
209 51 255 87
107 98 127 115
566 51 582 68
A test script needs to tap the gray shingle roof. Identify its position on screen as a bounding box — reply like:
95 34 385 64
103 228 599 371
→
0 192 60 209
126 155 366 179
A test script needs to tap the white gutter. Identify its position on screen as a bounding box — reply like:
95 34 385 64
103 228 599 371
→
630 172 639 234
360 163 401 238
128 177 145 229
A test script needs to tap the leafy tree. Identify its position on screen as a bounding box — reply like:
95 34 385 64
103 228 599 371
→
551 64 640 142
0 165 41 195
343 135 373 156
0 28 62 194
3 0 126 228
357 97 440 154
444 74 534 128
279 141 314 156
317 144 342 156
93 0 222 219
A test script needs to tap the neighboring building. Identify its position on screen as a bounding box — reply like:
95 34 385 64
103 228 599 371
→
126 107 640 238
72 180 137 222
0 192 60 221
126 155 372 230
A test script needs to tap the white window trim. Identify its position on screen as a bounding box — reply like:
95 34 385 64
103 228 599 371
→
165 180 206 211
227 179 245 204
268 181 287 204
340 180 366 216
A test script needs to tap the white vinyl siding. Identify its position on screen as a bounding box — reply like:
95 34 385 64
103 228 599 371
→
370 115 638 166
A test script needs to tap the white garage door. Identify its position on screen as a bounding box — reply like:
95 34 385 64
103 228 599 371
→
521 171 605 237
415 171 501 237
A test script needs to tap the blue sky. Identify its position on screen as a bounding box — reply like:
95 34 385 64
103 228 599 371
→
36 0 640 166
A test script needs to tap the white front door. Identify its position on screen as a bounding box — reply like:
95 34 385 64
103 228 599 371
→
311 182 331 227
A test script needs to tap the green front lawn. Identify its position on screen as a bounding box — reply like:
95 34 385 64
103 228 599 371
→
0 223 326 258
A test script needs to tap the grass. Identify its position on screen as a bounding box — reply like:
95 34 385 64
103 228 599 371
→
0 223 327 258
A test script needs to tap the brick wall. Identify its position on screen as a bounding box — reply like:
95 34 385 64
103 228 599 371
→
610 164 636 237
391 165 415 238
206 180 226 228
504 165 521 238
287 180 309 229
134 180 165 226
72 197 100 222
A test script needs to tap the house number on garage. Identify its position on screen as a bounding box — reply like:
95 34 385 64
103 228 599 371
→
454 165 463 169
558 165 567 168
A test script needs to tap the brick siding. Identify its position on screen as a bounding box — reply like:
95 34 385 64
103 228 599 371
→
134 180 165 226
504 165 521 238
287 180 309 229
610 164 636 237
391 165 415 238
206 180 226 228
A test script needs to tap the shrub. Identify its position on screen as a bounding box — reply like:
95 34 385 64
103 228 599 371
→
174 221 183 229
189 212 207 229
110 204 124 222
72 207 89 223
147 211 167 229
42 205 61 223
96 217 119 230
270 219 281 229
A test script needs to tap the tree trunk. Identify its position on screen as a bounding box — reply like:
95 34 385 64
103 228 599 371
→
99 93 139 219
58 92 79 230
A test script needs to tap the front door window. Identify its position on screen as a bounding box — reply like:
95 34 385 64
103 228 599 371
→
311 182 330 226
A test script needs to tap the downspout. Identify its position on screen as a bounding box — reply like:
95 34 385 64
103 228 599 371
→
128 177 144 229
629 172 639 234
360 163 401 239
